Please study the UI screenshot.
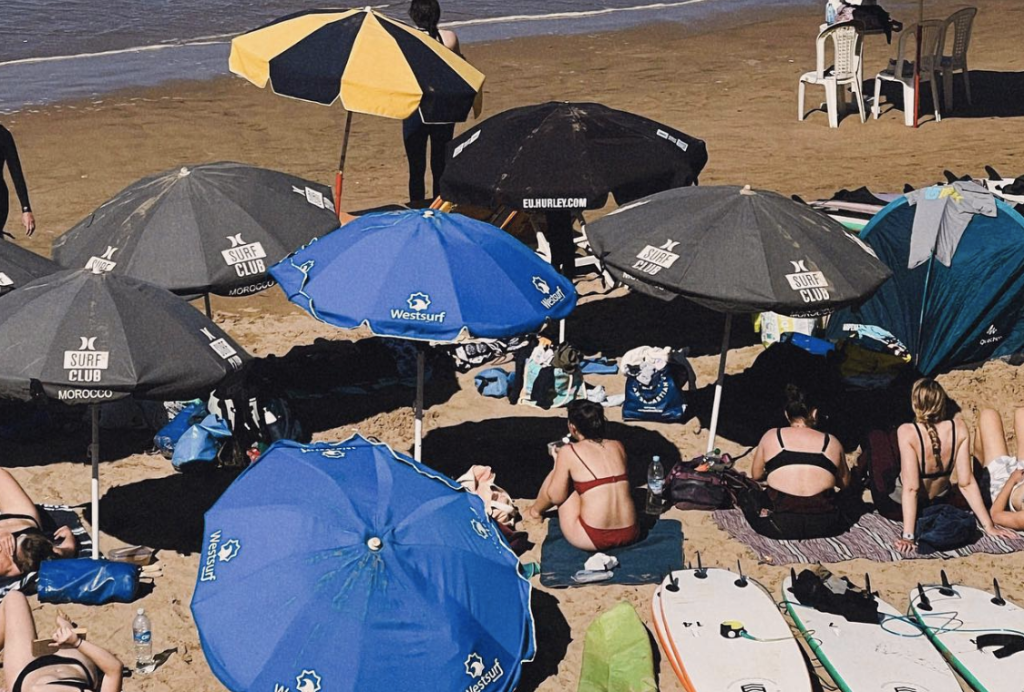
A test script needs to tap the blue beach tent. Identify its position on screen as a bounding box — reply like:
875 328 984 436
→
827 196 1024 375
191 435 535 692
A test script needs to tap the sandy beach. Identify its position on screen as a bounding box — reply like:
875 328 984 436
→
4 0 1024 689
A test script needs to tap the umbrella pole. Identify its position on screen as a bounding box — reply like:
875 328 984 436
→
705 314 733 455
334 111 354 218
204 293 212 320
913 0 923 128
414 348 425 461
90 404 100 560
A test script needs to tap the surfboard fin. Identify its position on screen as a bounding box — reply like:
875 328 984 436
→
992 578 1006 606
939 570 955 596
734 560 748 588
864 572 874 598
666 573 680 593
917 583 932 611
695 552 707 579
986 165 1002 180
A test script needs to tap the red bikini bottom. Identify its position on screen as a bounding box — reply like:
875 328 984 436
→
578 517 641 551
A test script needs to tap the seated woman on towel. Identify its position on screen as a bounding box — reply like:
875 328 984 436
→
0 590 123 692
974 407 1024 531
892 379 1015 554
740 384 858 540
0 468 76 579
527 400 639 551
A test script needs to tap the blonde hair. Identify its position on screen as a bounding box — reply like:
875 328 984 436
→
911 378 947 462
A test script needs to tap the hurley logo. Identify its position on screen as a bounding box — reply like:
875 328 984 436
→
85 246 118 272
633 239 680 276
63 336 110 384
392 292 446 324
222 235 267 278
785 259 830 304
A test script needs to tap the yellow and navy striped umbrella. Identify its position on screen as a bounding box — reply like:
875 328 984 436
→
230 7 484 122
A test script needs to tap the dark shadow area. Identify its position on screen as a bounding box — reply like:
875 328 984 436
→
421 417 682 499
518 591 572 692
867 71 1024 123
96 468 241 554
567 292 759 359
226 337 459 435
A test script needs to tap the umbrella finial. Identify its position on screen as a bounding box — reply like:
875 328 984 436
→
178 167 190 177
367 537 383 551
422 210 436 218
740 185 755 196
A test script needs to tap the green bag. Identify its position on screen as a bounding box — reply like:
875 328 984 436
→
578 602 658 692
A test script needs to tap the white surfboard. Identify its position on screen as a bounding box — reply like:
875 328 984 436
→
653 568 812 692
910 582 1024 692
782 576 961 692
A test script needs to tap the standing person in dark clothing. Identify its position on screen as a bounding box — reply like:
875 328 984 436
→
544 210 577 279
404 0 462 203
0 124 35 237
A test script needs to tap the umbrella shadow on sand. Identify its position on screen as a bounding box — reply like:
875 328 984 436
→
2 414 154 468
518 591 571 692
421 417 683 499
567 292 759 360
95 468 241 554
867 70 1024 122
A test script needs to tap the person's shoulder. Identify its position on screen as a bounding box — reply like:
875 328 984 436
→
439 28 460 52
758 427 779 445
897 421 916 438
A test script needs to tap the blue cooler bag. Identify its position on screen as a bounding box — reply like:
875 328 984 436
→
38 559 139 605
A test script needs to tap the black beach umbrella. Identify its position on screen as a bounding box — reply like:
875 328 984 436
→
51 162 340 313
0 240 59 296
588 185 891 451
0 268 249 556
439 101 708 211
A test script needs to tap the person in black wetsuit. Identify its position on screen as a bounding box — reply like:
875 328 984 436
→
403 0 462 203
1 124 35 237
0 591 123 692
739 384 862 540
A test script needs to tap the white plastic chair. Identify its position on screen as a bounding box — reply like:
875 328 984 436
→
938 7 977 112
798 21 866 128
872 20 944 126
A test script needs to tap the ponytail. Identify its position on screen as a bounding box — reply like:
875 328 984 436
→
409 0 442 39
911 378 947 461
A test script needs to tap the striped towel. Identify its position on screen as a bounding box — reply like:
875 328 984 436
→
712 509 1024 565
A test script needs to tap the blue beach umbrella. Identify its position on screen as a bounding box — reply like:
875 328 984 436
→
270 208 576 458
191 436 535 692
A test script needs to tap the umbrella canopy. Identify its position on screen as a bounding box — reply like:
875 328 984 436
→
52 162 340 299
270 209 576 341
0 268 249 555
439 101 708 211
192 435 535 692
229 8 484 122
588 185 891 453
0 240 59 296
588 185 891 315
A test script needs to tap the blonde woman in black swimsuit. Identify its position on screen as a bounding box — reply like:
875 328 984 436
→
0 590 123 692
893 379 1016 554
0 468 76 579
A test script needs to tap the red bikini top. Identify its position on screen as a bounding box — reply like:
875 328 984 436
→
569 444 629 495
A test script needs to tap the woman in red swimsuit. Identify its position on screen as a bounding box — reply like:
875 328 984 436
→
527 400 639 551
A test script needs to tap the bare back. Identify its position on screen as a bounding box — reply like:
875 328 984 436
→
560 440 636 530
897 418 962 500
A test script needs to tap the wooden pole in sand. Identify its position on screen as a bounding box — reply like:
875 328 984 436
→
334 111 354 218
913 1 924 128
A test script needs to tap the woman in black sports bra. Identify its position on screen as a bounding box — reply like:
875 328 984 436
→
740 385 859 540
0 468 77 578
893 379 1014 554
0 590 123 692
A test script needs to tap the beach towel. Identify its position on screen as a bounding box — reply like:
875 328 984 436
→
540 518 683 588
712 509 1024 564
0 505 93 598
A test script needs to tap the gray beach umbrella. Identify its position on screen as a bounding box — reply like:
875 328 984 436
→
51 162 340 313
588 185 891 452
0 240 60 296
0 268 249 556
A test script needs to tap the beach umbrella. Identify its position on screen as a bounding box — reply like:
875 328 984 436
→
0 268 249 556
439 101 708 211
270 208 576 459
0 240 59 296
51 162 339 315
588 185 891 452
229 7 485 210
191 435 535 692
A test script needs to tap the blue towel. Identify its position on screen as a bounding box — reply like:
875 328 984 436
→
540 518 683 588
580 358 619 375
915 503 977 555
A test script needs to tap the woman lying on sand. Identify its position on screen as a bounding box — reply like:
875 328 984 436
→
975 407 1024 531
739 385 859 540
527 400 639 551
0 469 76 579
891 379 1015 554
0 590 122 692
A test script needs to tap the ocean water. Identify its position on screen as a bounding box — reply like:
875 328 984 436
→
0 0 816 112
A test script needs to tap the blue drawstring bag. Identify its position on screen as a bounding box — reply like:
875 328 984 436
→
154 401 207 458
172 414 233 470
474 368 515 398
38 559 139 605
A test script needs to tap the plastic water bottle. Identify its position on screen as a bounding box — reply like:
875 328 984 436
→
648 456 665 495
133 608 156 675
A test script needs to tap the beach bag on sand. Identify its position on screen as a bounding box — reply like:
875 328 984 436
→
622 352 696 423
668 456 754 510
154 400 207 459
38 559 139 605
171 414 233 471
578 602 657 692
521 346 585 409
